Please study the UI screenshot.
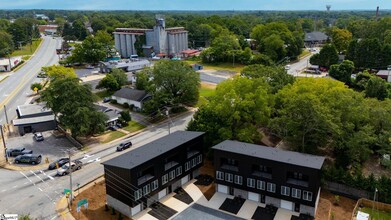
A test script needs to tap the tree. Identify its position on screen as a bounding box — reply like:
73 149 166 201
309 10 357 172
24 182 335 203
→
96 74 120 91
135 69 151 90
30 83 43 93
241 64 295 93
309 44 339 68
149 60 200 107
0 31 14 57
365 77 388 101
95 30 114 57
41 77 106 137
70 36 106 64
72 19 88 40
200 30 240 63
41 65 77 81
110 68 127 87
331 28 353 53
188 76 272 148
329 60 355 84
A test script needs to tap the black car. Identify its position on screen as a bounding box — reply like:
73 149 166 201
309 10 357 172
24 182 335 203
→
103 97 111 103
48 157 70 170
6 147 33 157
116 141 132 151
14 154 42 165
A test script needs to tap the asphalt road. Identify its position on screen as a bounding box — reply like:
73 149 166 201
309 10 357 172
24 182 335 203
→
287 51 317 76
0 36 61 124
0 112 193 219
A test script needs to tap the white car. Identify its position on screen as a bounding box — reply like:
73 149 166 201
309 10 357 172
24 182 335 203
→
285 65 291 70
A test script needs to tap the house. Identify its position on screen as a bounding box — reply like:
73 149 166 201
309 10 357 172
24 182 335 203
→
93 104 120 127
111 88 151 111
212 140 325 217
13 104 56 135
376 70 391 82
181 49 199 58
103 131 205 217
304 32 329 47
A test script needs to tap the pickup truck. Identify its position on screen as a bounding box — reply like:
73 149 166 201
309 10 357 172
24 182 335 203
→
56 160 83 176
6 147 33 157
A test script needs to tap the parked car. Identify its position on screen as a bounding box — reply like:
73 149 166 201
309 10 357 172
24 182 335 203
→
48 157 70 170
57 161 83 176
103 97 111 103
34 132 44 141
108 125 119 131
14 154 42 165
284 65 291 70
6 147 33 157
116 141 133 151
37 72 48 78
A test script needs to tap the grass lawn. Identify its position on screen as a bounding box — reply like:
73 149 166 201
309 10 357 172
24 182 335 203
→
101 130 126 144
95 90 114 100
197 82 216 107
11 38 42 57
299 49 311 59
184 60 245 73
361 207 391 220
122 121 146 133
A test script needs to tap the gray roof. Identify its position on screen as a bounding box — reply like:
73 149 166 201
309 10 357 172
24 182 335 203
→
305 32 329 42
212 140 325 170
376 70 390 76
105 110 119 122
13 115 55 126
112 88 150 102
103 131 205 169
17 104 52 117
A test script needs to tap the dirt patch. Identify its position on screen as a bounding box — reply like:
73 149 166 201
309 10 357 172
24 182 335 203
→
69 180 131 220
362 156 391 178
317 190 356 220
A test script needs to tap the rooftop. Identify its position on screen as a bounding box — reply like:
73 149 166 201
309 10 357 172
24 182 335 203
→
212 140 325 170
103 131 205 169
17 104 52 117
13 115 55 126
304 31 328 42
112 88 150 102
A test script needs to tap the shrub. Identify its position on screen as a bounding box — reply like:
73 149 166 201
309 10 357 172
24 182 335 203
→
170 106 187 114
120 111 131 122
123 102 129 108
110 99 117 104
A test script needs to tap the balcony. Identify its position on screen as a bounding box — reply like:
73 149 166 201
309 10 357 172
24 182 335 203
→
164 161 179 171
252 171 272 179
221 164 239 172
187 150 200 159
137 174 154 185
287 178 309 187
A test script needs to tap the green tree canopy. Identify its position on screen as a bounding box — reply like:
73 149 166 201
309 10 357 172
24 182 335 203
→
365 77 388 101
331 28 353 53
329 60 355 84
96 74 119 91
42 65 77 81
309 44 339 68
70 35 106 64
0 31 14 57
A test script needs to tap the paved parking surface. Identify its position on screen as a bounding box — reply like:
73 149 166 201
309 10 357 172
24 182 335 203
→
5 131 78 166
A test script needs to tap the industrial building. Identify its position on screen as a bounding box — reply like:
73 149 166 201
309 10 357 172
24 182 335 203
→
114 16 188 58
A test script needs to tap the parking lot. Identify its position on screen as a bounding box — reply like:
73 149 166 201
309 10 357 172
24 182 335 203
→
5 131 78 167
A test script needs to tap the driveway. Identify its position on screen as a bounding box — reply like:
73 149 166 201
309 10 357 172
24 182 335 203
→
5 131 78 167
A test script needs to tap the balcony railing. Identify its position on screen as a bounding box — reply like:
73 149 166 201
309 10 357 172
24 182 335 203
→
164 161 179 171
221 164 239 172
187 150 200 159
287 178 309 187
252 171 272 179
137 174 154 185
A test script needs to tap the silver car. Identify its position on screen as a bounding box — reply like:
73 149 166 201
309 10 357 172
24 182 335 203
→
56 161 82 176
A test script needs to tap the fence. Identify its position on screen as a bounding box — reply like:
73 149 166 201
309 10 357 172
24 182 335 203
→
57 125 83 149
351 198 391 219
323 181 371 200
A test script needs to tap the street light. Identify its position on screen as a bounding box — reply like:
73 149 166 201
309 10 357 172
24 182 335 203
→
387 65 391 83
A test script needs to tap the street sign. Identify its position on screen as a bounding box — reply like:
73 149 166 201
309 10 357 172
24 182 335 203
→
77 198 88 207
64 189 71 195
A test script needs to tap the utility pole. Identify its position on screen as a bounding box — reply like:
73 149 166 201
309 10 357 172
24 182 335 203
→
68 151 73 206
4 105 9 124
0 125 8 162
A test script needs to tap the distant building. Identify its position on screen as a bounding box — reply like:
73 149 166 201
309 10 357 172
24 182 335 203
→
304 32 329 47
376 70 391 82
35 14 49 20
38 25 58 35
99 60 151 73
13 104 56 135
114 16 188 58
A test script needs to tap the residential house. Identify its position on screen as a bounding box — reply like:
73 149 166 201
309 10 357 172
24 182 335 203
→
13 104 56 135
103 131 205 217
212 140 325 217
93 104 120 127
304 32 329 47
111 88 151 111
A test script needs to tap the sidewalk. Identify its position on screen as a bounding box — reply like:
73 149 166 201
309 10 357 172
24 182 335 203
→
0 72 11 82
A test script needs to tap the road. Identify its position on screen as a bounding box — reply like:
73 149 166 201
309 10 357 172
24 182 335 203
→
0 112 193 219
0 36 61 124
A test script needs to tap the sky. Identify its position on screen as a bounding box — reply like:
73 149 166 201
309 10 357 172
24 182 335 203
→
1 0 390 11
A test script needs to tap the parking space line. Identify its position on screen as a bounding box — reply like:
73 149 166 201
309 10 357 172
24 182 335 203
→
38 187 43 191
41 170 55 180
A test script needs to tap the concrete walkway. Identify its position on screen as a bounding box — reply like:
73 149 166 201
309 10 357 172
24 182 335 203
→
274 207 297 220
236 199 260 219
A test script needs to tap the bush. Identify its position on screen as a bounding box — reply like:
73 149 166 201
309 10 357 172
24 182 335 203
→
11 60 25 71
110 99 117 104
123 102 129 108
380 157 391 169
170 106 187 114
120 111 131 122
129 104 135 111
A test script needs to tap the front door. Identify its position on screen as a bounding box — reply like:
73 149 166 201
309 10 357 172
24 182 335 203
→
229 187 234 196
295 203 300 212
261 194 265 203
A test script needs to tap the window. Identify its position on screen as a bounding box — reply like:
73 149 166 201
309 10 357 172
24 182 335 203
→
216 171 224 180
143 184 151 196
234 175 243 185
257 180 265 190
185 162 190 171
191 158 197 167
292 188 301 199
134 189 142 200
197 155 202 164
281 186 290 196
169 170 175 180
225 173 233 182
176 166 182 176
267 183 276 193
151 180 158 191
247 178 255 188
303 191 313 201
162 174 168 185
